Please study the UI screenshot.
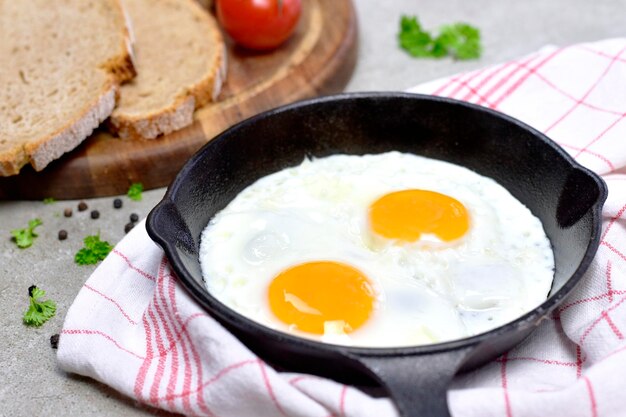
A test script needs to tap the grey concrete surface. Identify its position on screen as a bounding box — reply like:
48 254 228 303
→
1 1 624 416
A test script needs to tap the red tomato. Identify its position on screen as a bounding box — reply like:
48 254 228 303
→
216 0 302 50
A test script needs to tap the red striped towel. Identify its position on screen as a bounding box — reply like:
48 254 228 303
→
58 38 626 416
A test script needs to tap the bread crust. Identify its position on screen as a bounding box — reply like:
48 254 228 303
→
108 0 227 140
0 0 136 176
26 83 118 172
104 0 138 83
112 95 195 140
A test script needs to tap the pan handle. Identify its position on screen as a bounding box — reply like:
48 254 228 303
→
349 346 475 417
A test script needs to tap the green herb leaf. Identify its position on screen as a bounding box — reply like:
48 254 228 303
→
43 197 56 204
74 233 113 265
23 285 56 327
398 15 482 60
398 16 435 58
434 23 482 60
127 183 144 201
11 218 43 249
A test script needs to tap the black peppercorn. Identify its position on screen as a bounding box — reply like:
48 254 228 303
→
50 334 60 349
58 230 68 240
129 213 139 223
113 198 123 209
124 222 135 233
90 210 100 219
78 201 88 211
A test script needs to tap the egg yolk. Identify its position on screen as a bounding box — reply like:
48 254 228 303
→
268 261 375 335
369 189 469 242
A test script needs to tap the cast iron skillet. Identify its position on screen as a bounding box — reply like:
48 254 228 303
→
147 93 607 417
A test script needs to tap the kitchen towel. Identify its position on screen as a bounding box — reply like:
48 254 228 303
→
58 37 626 417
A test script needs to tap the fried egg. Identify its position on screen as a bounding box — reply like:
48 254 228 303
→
199 152 554 347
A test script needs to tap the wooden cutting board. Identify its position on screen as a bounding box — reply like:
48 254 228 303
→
0 0 357 200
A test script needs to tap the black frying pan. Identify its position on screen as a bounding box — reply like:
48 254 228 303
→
147 93 606 417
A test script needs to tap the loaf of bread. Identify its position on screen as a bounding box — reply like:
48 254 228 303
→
0 0 135 176
109 0 226 140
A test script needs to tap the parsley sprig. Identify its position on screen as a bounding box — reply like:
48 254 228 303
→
11 218 43 249
127 183 143 201
398 15 482 60
74 233 113 265
23 285 56 326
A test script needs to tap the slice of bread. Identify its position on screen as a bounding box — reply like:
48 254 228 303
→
0 0 135 176
109 0 226 140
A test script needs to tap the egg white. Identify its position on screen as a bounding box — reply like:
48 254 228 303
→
199 152 554 347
